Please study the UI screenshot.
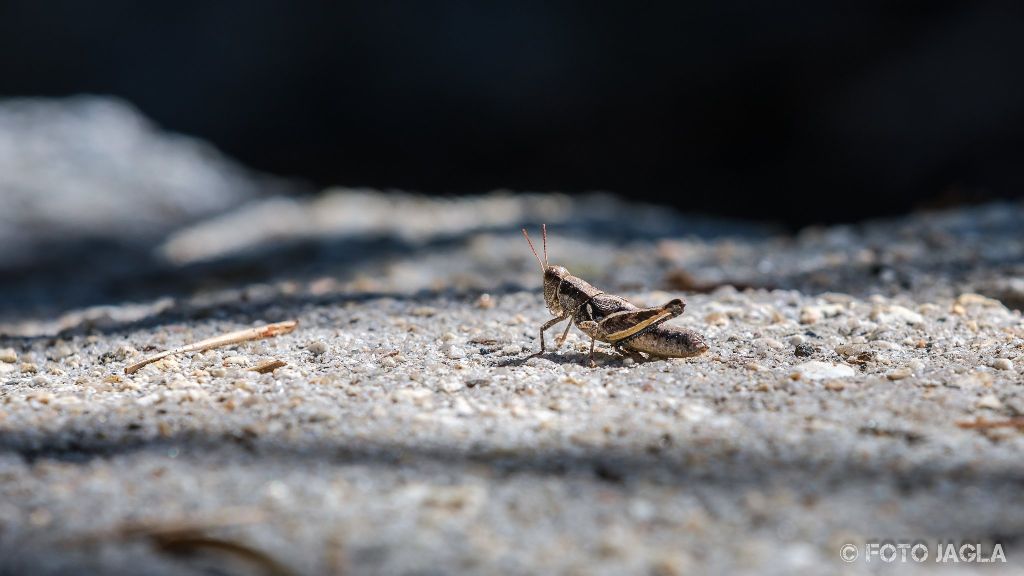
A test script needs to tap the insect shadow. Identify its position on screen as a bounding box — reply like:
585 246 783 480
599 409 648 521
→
490 350 643 368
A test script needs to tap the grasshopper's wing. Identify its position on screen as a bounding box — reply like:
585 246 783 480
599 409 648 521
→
596 299 685 343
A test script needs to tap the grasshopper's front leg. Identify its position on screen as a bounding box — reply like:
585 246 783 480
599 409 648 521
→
530 313 570 357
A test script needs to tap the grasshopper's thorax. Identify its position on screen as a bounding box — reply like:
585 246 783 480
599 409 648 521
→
543 265 601 316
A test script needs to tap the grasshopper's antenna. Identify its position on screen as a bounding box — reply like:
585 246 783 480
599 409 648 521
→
541 223 548 267
522 228 546 273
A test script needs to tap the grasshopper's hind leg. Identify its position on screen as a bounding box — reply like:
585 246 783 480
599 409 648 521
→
612 342 647 363
578 321 606 367
582 337 643 367
598 298 686 345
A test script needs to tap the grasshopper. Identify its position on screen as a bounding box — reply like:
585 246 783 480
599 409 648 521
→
522 225 708 366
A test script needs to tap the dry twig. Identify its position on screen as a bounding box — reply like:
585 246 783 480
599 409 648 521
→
125 321 298 374
955 417 1024 430
63 508 297 576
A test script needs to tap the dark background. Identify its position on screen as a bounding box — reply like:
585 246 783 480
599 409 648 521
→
2 0 1023 227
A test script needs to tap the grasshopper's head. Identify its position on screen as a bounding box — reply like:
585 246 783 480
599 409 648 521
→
542 264 571 315
522 225 567 314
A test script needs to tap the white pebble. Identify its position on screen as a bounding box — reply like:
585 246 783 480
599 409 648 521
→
870 305 924 326
0 348 16 363
501 344 522 355
992 358 1013 371
223 356 248 366
977 394 1003 410
798 307 821 325
48 342 74 360
393 388 433 404
792 361 856 381
788 335 806 346
452 397 474 416
756 338 785 351
440 379 465 393
308 341 329 355
445 346 467 359
136 392 162 406
800 304 843 325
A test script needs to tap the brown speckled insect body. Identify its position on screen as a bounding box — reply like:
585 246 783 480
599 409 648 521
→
522 225 708 366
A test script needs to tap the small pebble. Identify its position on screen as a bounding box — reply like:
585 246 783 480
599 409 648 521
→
788 335 806 346
800 304 844 325
835 343 870 357
308 341 329 355
792 361 855 380
0 348 16 363
976 394 1003 410
991 358 1013 371
799 307 821 325
757 338 785 351
704 311 729 326
440 379 465 393
445 345 467 359
452 397 474 416
500 344 522 356
824 380 846 392
872 341 901 351
47 342 74 360
112 345 137 362
223 356 248 366
886 368 912 381
870 305 924 326
794 343 815 357
411 306 437 317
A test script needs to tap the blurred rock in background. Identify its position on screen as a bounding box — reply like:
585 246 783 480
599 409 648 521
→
0 96 265 268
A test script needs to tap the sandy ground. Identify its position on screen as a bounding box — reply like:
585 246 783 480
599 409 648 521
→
1 98 1023 575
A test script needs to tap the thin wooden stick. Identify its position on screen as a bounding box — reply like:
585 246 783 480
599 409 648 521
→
125 320 298 374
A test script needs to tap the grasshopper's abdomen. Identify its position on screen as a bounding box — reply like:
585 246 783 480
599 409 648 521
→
624 325 708 358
